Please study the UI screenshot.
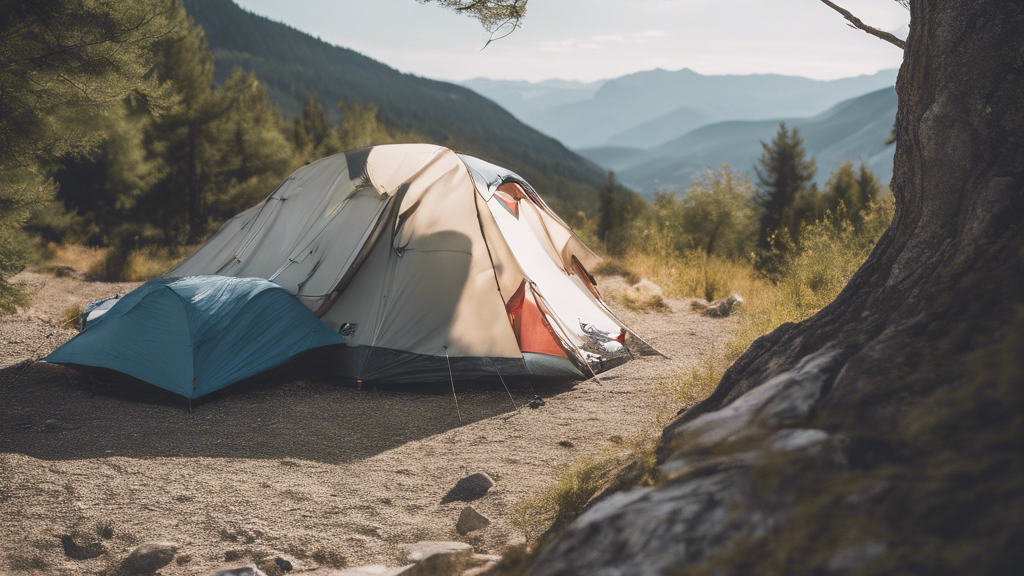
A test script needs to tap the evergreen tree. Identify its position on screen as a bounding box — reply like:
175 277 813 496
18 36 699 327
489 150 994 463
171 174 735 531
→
210 69 297 219
0 0 172 310
856 161 881 210
150 7 234 244
823 161 861 216
292 94 340 161
753 122 817 255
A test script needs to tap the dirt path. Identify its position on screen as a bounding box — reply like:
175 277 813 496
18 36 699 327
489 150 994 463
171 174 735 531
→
0 272 736 575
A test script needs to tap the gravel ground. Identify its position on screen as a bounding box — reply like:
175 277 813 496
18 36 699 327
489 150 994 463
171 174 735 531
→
0 271 736 575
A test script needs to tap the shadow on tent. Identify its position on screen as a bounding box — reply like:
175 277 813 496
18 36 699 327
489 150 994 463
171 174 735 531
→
0 349 573 464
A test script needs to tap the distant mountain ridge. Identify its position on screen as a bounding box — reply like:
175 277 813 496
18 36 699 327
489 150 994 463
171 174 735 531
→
181 0 607 214
578 87 898 195
461 68 898 149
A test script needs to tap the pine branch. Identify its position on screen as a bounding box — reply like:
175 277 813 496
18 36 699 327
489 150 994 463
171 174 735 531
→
818 0 906 50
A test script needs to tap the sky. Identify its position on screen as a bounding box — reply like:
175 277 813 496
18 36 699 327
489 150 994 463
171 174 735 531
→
233 0 909 83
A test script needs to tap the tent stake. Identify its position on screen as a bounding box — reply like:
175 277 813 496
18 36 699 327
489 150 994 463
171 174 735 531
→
444 347 462 426
489 357 519 411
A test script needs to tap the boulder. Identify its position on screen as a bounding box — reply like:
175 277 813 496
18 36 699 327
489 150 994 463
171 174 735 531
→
690 293 744 318
440 473 494 503
455 506 491 535
399 541 474 575
118 541 178 575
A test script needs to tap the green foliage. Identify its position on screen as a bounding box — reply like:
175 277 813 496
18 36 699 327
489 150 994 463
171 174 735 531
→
616 165 755 262
0 0 173 309
420 0 528 32
727 195 895 361
753 122 818 272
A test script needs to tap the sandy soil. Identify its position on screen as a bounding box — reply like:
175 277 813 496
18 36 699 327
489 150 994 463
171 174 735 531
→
0 271 736 575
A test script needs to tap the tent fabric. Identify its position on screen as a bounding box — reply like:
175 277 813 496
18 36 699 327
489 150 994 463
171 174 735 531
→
46 276 345 398
159 144 635 383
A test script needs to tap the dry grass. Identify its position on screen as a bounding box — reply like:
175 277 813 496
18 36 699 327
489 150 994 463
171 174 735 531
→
600 250 774 306
87 244 197 282
34 243 108 276
660 346 727 405
58 303 83 331
512 427 663 544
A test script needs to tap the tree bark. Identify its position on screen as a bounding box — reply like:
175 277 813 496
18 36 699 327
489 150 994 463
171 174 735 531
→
528 2 1023 573
683 0 1024 428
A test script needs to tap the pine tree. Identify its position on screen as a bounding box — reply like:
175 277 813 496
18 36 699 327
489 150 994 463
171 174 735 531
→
210 69 297 219
0 0 172 310
753 122 817 254
292 94 340 161
150 7 233 244
823 161 861 216
856 162 881 210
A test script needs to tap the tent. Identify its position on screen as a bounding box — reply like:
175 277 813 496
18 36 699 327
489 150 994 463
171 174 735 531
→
161 144 642 383
46 276 346 398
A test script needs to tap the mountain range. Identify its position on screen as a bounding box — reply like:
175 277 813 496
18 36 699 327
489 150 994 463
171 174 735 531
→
181 0 608 215
459 68 898 150
578 87 898 193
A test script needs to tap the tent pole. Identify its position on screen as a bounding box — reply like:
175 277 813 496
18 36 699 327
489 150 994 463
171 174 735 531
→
444 347 463 426
489 357 519 411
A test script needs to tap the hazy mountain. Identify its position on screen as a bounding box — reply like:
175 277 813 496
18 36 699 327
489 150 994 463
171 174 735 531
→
458 77 605 125
181 0 607 214
463 67 898 149
593 87 897 194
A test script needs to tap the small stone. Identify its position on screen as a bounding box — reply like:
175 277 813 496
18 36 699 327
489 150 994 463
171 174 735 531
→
208 568 267 576
118 541 178 575
456 506 491 535
256 554 296 576
59 534 105 560
440 473 494 504
335 566 412 576
557 440 574 448
399 541 474 574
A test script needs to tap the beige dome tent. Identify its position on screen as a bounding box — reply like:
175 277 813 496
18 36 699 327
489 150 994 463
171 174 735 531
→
164 144 649 384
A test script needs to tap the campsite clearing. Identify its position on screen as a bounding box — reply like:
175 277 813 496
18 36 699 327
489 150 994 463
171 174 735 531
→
0 270 736 575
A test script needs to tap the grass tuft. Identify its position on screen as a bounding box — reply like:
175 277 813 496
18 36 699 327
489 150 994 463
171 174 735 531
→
58 303 83 331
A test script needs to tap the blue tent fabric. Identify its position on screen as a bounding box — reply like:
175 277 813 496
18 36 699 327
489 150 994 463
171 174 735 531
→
46 276 346 398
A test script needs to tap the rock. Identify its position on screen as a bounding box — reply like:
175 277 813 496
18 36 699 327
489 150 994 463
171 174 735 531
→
662 349 838 448
399 541 474 575
826 542 887 572
208 568 267 576
690 293 744 318
334 566 411 576
59 534 105 560
456 506 491 535
529 467 763 576
118 541 178 575
462 554 502 576
440 473 494 503
766 428 830 452
256 554 296 576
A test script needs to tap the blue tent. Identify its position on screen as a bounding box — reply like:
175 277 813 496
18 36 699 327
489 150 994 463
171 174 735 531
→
46 276 346 399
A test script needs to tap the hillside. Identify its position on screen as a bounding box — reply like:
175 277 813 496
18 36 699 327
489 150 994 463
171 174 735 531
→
581 87 897 194
466 67 898 149
181 0 607 215
458 77 605 127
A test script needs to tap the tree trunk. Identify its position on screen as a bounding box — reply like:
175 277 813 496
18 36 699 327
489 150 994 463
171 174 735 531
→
686 0 1023 425
529 1 1023 574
